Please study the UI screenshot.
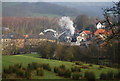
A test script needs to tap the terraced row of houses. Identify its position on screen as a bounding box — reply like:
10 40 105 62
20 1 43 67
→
1 32 57 54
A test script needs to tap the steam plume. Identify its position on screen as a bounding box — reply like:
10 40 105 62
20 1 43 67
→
58 16 75 35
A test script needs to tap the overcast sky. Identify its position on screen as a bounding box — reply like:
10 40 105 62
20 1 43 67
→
1 0 119 2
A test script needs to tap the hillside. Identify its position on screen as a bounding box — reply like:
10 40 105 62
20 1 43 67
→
53 2 113 18
2 2 80 17
2 54 118 79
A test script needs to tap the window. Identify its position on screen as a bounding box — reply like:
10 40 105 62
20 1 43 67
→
6 44 8 46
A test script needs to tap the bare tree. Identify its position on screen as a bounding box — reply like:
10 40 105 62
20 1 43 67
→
103 1 120 41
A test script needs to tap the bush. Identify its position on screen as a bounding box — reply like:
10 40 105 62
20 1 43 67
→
75 62 80 65
42 63 51 71
16 69 26 78
3 64 22 74
36 68 44 76
80 65 89 69
54 67 58 73
11 64 22 72
75 61 83 66
27 63 34 70
14 63 22 69
114 71 120 79
25 69 32 79
84 71 95 81
100 71 115 80
3 64 23 78
107 71 114 79
71 66 81 72
27 62 40 70
8 66 15 73
99 65 105 69
64 69 71 78
72 72 82 80
3 68 12 74
89 64 93 67
54 65 71 78
27 62 51 71
59 65 66 70
57 68 65 76
100 73 107 80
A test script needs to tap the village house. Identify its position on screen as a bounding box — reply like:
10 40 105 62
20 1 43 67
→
77 30 92 41
96 20 107 29
96 22 106 29
25 34 47 46
94 29 112 40
2 33 25 54
2 33 25 48
76 30 92 45
25 33 56 46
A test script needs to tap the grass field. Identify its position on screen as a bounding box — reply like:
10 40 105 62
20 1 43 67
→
2 54 119 79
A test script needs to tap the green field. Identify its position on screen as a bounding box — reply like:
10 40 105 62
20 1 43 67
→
2 54 119 79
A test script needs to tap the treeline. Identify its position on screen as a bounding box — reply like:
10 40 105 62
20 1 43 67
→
2 17 60 34
35 41 119 67
74 14 98 31
3 41 119 67
2 15 99 35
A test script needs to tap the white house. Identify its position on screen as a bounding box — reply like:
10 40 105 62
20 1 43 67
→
96 22 106 29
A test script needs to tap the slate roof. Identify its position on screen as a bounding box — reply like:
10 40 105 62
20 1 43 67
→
2 32 57 40
2 33 24 39
26 34 57 40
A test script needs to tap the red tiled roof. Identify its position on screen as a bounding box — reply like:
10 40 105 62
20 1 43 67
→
23 35 28 38
94 29 112 35
83 30 91 34
94 29 106 35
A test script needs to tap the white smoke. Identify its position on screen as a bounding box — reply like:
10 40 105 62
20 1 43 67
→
58 16 75 35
